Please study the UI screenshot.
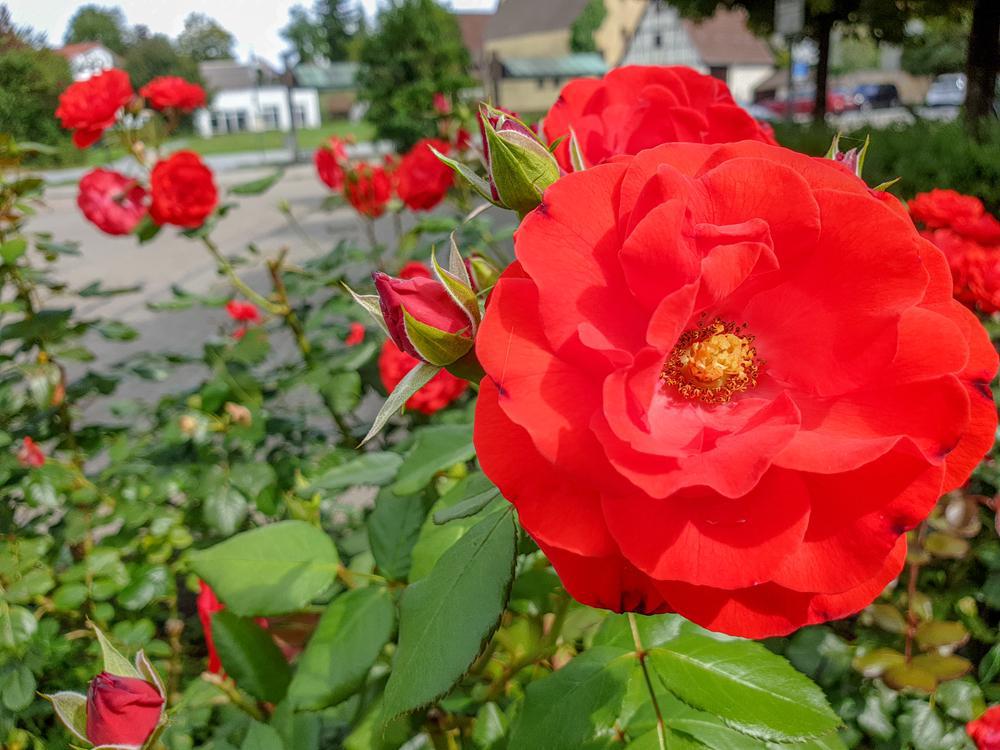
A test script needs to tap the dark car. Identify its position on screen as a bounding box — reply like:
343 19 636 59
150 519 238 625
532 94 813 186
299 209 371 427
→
853 83 901 110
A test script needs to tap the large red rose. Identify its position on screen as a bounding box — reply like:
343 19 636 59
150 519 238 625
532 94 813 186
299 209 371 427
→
345 162 392 218
396 138 454 211
56 68 134 149
969 706 1000 750
77 169 147 236
378 341 468 415
474 141 997 638
315 137 349 191
543 65 776 172
909 189 987 230
149 151 218 228
139 76 206 112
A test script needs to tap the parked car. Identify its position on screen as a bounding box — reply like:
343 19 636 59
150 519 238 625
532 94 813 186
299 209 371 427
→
759 87 855 116
926 73 966 107
853 83 901 109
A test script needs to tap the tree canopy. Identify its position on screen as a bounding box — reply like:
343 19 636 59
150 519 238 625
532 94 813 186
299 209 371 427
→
63 4 127 54
281 0 362 63
176 12 235 62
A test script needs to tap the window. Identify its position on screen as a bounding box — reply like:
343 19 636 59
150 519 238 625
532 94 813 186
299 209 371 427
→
537 78 545 89
292 105 307 128
210 111 225 134
551 77 561 87
654 33 662 48
261 105 280 130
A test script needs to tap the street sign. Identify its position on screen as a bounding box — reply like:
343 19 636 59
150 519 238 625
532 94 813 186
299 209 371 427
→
776 0 805 36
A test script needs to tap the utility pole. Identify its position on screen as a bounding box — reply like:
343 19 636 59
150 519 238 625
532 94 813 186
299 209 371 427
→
775 0 805 123
281 50 299 164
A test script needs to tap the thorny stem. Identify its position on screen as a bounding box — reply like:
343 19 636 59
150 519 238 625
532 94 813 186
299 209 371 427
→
201 672 265 721
201 236 286 315
628 613 667 750
904 522 928 663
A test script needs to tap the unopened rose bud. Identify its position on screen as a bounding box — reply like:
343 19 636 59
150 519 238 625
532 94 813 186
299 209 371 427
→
479 103 559 217
224 402 252 427
826 133 870 178
86 672 164 747
179 415 198 435
16 437 45 469
372 271 475 366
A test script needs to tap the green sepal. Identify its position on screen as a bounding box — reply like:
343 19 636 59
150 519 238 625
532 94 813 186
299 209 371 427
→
401 307 473 367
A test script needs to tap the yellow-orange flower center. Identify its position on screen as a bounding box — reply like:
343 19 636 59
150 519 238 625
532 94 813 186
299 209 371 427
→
661 319 760 404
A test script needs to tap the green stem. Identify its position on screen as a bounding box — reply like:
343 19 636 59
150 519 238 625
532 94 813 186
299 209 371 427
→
628 613 666 750
201 236 286 315
201 673 265 721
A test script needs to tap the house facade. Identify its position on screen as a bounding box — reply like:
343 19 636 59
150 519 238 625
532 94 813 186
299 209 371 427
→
193 60 321 138
54 42 116 81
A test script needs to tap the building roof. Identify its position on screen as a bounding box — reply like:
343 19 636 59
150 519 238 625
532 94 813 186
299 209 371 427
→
503 53 607 79
486 0 591 41
54 41 108 59
294 61 358 90
199 59 282 91
683 9 773 66
455 12 492 59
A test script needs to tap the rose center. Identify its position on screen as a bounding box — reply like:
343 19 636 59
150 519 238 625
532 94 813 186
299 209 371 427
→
661 319 760 404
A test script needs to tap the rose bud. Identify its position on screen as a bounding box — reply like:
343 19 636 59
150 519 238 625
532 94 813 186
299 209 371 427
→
478 103 559 217
372 270 476 367
86 672 164 747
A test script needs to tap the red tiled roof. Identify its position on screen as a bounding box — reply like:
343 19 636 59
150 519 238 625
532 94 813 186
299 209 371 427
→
54 41 105 59
683 9 773 66
455 12 492 59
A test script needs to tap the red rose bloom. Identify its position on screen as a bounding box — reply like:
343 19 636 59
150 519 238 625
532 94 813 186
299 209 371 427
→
139 76 206 112
474 141 997 638
56 68 134 149
433 92 452 116
925 229 1000 314
345 322 366 346
226 300 262 324
345 163 392 218
909 189 986 230
399 261 432 280
315 137 349 191
197 580 224 673
543 65 776 172
16 437 45 468
86 672 163 746
396 138 454 211
149 151 217 228
379 341 468 414
77 169 147 236
969 706 1000 750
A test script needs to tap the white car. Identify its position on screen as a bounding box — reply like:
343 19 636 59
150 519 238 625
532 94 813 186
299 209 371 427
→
925 73 966 107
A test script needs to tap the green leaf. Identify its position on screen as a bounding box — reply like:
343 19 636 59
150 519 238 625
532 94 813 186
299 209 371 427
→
392 424 475 494
307 452 402 492
381 509 517 723
97 320 139 341
94 625 142 679
472 702 508 749
1 665 36 711
507 647 633 749
321 371 361 414
134 215 162 244
647 635 840 742
288 587 395 710
401 307 474 367
592 613 688 651
230 170 284 196
203 486 249 536
42 691 89 743
430 145 495 202
368 488 431 580
0 237 27 264
213 611 292 704
241 721 286 750
189 521 339 617
361 361 441 446
433 487 500 525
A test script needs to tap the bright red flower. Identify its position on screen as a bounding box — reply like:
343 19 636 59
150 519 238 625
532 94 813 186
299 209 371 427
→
378 341 468 415
139 76 206 112
474 141 997 638
543 65 777 172
196 580 224 673
455 127 472 152
315 137 349 191
345 162 392 219
345 322 366 346
925 229 1000 314
373 271 472 362
909 189 986 230
16 437 44 468
149 151 217 228
86 672 163 746
969 706 1000 750
56 68 134 149
399 261 432 279
77 169 147 236
226 300 262 324
433 92 452 116
396 138 454 211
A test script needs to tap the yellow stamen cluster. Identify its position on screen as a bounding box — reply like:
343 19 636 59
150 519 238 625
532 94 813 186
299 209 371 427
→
661 319 760 404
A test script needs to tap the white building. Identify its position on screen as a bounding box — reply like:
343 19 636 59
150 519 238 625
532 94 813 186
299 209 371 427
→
621 2 774 103
193 60 322 138
54 42 116 81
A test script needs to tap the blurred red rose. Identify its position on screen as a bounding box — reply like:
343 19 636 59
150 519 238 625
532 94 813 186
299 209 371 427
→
543 65 776 172
139 76 206 112
378 341 468 414
909 189 986 230
396 138 454 211
475 141 997 638
345 162 392 218
16 437 44 468
196 581 224 673
399 261 432 279
925 229 1000 314
149 151 217 228
433 92 452 116
77 169 147 236
315 137 349 191
969 706 1000 750
56 68 134 149
455 127 472 151
86 672 163 746
345 322 366 346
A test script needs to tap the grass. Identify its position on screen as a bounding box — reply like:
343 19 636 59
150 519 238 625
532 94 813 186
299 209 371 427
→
171 120 376 156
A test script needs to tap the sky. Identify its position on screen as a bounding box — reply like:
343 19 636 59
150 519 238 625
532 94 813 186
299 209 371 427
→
6 0 497 65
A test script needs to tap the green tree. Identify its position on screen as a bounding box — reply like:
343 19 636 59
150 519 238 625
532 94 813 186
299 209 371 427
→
63 4 127 55
176 12 235 62
570 0 607 54
356 0 473 150
282 5 328 63
124 31 200 89
902 15 969 77
281 0 359 63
